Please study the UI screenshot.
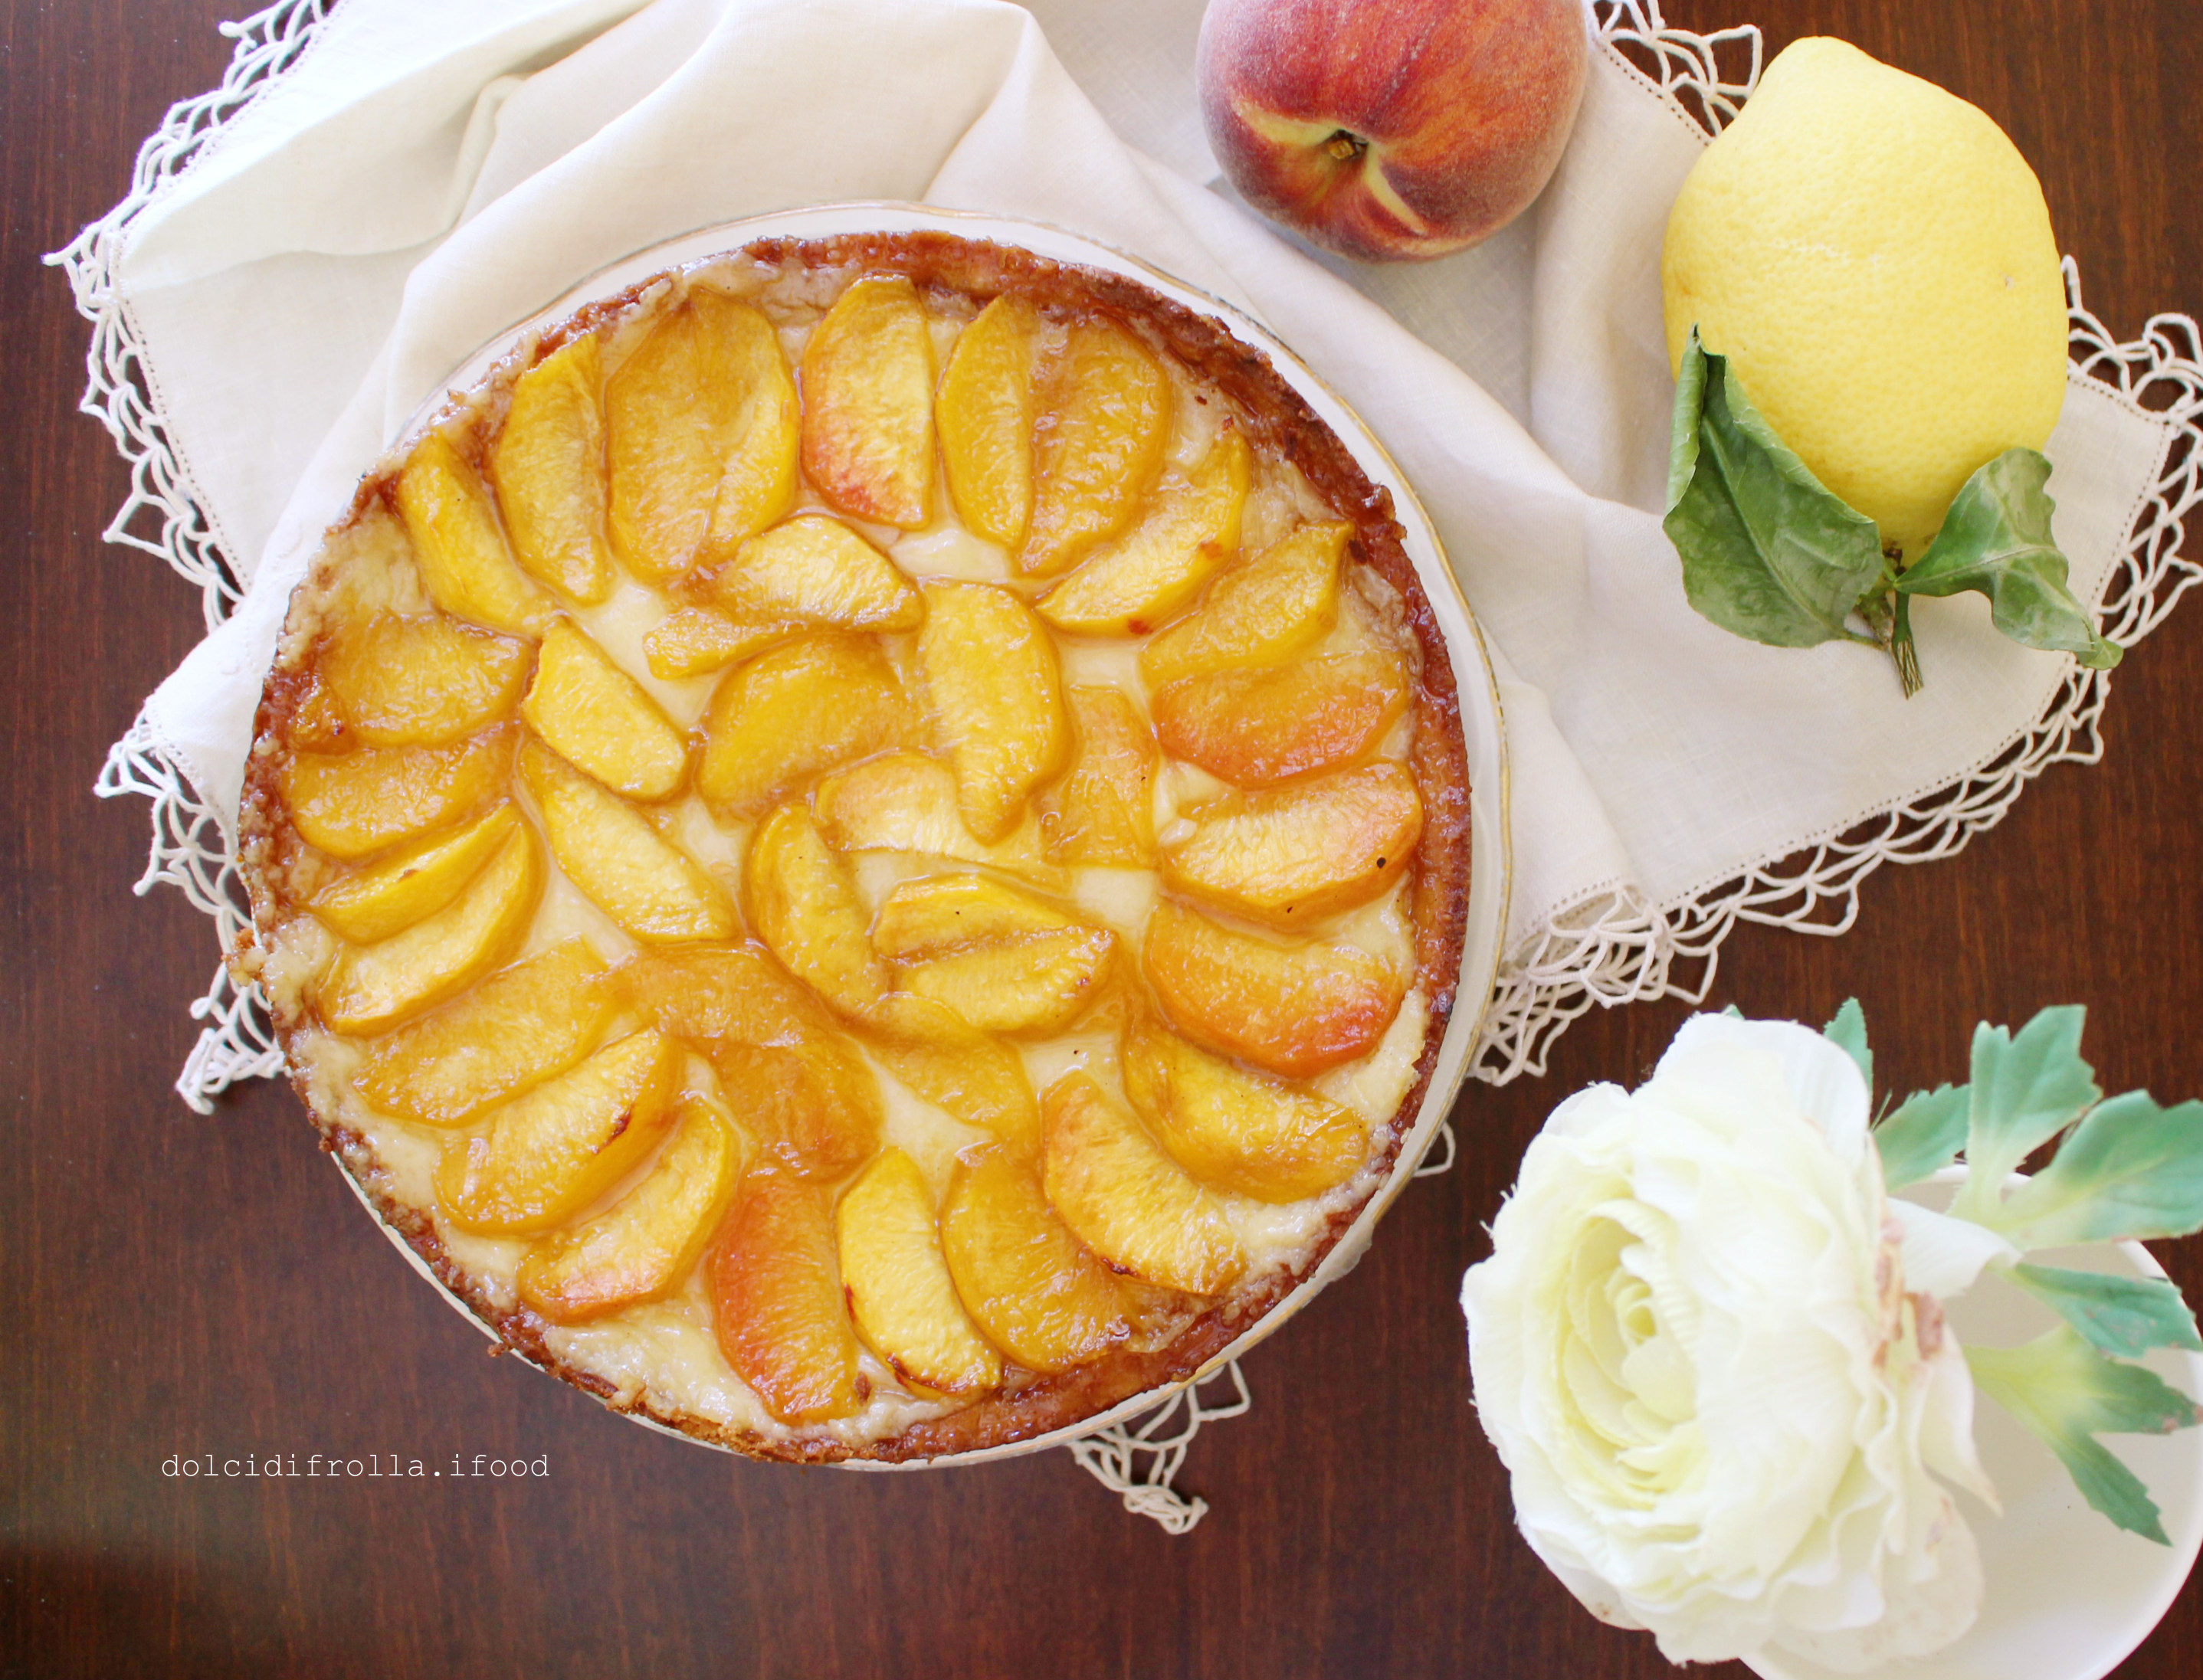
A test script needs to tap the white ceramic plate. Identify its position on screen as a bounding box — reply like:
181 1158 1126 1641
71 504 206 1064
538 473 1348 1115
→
339 201 1513 1466
1746 1171 2203 1680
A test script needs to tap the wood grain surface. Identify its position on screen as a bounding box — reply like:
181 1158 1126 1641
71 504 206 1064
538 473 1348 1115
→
4 2 2198 1675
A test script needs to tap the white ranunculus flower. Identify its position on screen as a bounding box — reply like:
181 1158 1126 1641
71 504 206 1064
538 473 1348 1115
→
1461 1014 2001 1671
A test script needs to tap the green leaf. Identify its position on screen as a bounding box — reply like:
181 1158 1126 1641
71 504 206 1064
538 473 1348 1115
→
2009 1263 2203 1360
1664 331 1887 650
1896 448 2122 670
1981 1091 2203 1249
1951 1007 2101 1224
1967 1325 2200 1544
1874 1083 1969 1190
1821 998 1872 1091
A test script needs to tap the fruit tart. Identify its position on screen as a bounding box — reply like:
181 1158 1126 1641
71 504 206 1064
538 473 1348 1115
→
236 230 1474 1462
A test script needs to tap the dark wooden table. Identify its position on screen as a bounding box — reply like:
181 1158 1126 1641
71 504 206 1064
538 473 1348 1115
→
6 2 2199 1675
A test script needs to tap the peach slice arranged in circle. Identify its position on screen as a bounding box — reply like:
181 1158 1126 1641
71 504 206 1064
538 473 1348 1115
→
518 1091 745 1325
710 1167 865 1425
395 432 555 638
1152 650 1410 788
938 293 1040 549
1040 1073 1246 1295
800 274 937 529
1159 761 1422 928
940 1145 1131 1374
838 1148 1003 1397
284 725 513 861
309 802 522 944
1142 900 1405 1079
1139 520 1349 686
520 741 736 944
522 618 690 802
319 611 529 748
743 804 890 1017
316 820 542 1036
435 1027 679 1235
1122 1015 1369 1203
917 581 1070 845
697 632 909 818
356 938 613 1128
606 287 798 580
1034 426 1249 636
489 332 615 605
1021 318 1171 577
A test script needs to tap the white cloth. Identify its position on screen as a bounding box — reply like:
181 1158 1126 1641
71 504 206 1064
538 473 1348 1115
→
97 0 2185 1085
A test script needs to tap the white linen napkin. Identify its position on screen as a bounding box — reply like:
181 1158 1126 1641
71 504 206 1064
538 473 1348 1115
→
74 0 2196 1105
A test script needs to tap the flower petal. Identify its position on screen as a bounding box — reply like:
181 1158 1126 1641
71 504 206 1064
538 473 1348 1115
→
1891 1200 2018 1300
1660 1014 1872 1164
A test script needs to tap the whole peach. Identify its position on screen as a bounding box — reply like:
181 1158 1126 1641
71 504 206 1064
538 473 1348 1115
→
1197 0 1588 262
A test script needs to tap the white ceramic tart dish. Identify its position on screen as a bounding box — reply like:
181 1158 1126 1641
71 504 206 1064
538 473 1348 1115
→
234 206 1508 1465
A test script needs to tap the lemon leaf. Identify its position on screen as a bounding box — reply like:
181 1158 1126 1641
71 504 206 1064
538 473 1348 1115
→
1966 1325 2199 1544
1895 449 2121 670
1664 331 1887 650
2008 1263 2203 1361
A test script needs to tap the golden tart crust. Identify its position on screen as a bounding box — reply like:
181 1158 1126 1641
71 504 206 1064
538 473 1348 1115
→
237 232 1471 1462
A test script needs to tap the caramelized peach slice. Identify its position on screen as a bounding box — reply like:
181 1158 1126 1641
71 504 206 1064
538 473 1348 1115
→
870 873 1079 959
310 803 521 943
858 994 1040 1149
615 945 831 1047
710 1168 864 1424
395 431 554 637
1036 687 1158 866
488 334 615 604
937 294 1039 549
517 1092 744 1324
521 618 690 801
1122 1017 1368 1202
1143 901 1405 1079
799 274 936 529
356 938 613 1127
320 612 529 748
1153 650 1410 788
317 824 542 1035
711 516 922 630
940 1145 1130 1373
901 926 1116 1037
707 1038 880 1183
917 581 1068 843
1161 763 1421 928
284 726 512 860
838 1148 1002 1396
696 633 907 818
520 740 736 943
616 947 880 1177
606 288 798 581
812 752 1060 884
1021 319 1171 577
436 1028 678 1234
1139 521 1349 684
1041 1073 1244 1294
641 606 798 681
743 804 888 1017
1034 427 1249 635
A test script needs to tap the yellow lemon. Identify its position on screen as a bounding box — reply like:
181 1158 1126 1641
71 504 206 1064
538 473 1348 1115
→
1661 38 2067 558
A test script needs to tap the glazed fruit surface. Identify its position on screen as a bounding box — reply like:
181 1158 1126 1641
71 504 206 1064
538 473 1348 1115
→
241 234 1470 1460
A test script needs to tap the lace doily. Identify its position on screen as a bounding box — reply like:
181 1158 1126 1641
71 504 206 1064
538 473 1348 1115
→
50 0 2202 1533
